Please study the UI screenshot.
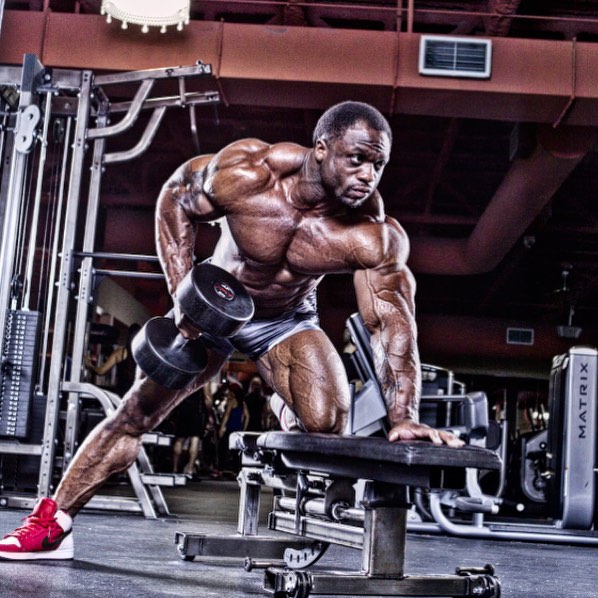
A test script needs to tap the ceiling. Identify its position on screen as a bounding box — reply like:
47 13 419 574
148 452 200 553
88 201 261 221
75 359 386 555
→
2 1 598 380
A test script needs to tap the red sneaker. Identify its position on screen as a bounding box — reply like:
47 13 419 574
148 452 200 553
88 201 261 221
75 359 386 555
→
0 498 74 560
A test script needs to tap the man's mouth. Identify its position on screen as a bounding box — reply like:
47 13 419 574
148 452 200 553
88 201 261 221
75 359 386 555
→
348 186 370 199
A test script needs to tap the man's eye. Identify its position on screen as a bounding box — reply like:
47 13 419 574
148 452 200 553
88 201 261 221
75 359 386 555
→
350 155 363 165
375 160 386 171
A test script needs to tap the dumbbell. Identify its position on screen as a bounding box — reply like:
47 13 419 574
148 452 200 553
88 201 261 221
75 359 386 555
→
132 262 255 389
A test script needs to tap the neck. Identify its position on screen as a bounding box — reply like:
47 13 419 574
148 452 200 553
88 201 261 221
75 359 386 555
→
289 151 333 213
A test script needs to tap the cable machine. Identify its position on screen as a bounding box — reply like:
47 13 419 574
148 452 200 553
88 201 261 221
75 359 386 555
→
0 54 219 516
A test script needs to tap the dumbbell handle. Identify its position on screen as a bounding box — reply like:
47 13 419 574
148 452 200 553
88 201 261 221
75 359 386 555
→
165 308 203 351
132 316 208 390
169 330 207 353
170 334 190 351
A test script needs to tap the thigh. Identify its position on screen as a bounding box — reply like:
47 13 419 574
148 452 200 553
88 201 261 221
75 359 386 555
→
117 348 227 434
257 329 350 433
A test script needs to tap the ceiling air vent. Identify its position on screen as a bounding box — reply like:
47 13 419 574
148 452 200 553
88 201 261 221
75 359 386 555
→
506 327 535 346
419 35 492 79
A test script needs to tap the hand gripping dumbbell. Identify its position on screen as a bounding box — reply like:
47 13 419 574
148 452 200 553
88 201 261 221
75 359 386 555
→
132 262 255 389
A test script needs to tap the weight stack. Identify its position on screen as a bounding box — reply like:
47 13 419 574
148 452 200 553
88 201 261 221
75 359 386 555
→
1 392 47 492
0 310 42 438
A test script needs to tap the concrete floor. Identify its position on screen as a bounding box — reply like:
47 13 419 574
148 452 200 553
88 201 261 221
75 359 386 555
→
0 479 597 597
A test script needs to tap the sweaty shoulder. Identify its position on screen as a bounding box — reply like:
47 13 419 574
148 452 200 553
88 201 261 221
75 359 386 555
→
207 138 307 200
350 215 410 272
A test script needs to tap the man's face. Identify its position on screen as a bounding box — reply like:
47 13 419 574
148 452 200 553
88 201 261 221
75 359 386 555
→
315 121 391 208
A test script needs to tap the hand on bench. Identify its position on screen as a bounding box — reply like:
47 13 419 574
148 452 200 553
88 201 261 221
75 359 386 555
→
388 418 465 447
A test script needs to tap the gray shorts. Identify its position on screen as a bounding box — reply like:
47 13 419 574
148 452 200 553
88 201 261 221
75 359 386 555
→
203 291 321 361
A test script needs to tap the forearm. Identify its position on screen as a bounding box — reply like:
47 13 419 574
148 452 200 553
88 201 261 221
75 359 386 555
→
370 316 422 426
155 191 197 297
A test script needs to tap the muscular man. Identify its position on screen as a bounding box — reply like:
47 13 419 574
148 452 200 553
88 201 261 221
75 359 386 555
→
0 101 462 561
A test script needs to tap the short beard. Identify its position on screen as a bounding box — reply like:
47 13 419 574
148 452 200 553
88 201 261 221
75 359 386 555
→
339 195 367 209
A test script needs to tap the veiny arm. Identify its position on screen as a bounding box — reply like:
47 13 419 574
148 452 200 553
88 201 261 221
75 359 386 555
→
155 140 273 337
353 217 463 446
155 155 221 297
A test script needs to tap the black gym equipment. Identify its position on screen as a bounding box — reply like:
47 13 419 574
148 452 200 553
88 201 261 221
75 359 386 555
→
345 312 598 546
175 431 502 597
131 262 254 389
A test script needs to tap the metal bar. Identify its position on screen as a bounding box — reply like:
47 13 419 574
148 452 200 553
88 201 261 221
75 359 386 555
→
175 533 308 560
0 441 43 455
270 511 364 549
38 116 72 387
305 572 482 596
362 506 406 577
0 103 5 158
237 469 262 536
110 90 219 113
134 441 170 515
0 122 31 358
62 123 107 467
0 66 22 86
75 251 159 261
104 106 166 164
0 115 16 337
125 462 158 519
85 495 143 514
428 493 598 546
93 63 212 86
189 103 201 154
22 91 52 309
87 79 154 140
38 68 92 499
19 54 44 108
0 495 37 510
94 269 164 279
277 495 365 523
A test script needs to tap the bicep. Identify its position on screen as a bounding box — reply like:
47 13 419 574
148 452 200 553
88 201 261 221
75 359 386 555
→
354 265 416 334
353 218 416 328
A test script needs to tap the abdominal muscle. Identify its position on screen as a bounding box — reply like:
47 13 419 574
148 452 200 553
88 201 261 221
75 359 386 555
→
210 231 325 318
223 257 322 318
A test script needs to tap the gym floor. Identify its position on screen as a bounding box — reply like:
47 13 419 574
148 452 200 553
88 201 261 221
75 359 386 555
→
0 479 595 598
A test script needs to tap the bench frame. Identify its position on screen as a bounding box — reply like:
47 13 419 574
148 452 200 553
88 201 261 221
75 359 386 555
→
175 432 501 597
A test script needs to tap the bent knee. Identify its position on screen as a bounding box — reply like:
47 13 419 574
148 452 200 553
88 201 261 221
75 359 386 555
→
302 405 349 435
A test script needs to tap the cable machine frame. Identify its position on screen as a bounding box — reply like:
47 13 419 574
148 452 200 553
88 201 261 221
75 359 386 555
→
0 54 219 515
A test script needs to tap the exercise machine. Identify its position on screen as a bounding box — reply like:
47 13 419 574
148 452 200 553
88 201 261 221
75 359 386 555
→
0 54 219 516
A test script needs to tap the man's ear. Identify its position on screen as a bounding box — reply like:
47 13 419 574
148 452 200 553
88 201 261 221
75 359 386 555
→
313 138 327 163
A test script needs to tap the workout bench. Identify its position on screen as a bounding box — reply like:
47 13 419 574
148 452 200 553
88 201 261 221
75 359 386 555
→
175 431 502 597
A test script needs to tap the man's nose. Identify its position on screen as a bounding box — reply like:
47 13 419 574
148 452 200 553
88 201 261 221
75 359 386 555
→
358 163 375 183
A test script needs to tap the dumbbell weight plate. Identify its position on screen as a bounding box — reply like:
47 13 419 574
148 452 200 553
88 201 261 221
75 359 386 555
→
132 316 208 390
176 262 255 337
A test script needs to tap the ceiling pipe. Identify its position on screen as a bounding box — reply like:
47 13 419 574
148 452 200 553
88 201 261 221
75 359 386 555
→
408 124 597 275
484 0 522 37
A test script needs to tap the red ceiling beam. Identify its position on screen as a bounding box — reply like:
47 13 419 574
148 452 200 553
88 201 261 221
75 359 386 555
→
2 10 598 125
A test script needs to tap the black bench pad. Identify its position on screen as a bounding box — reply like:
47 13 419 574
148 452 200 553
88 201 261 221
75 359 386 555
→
255 432 501 487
